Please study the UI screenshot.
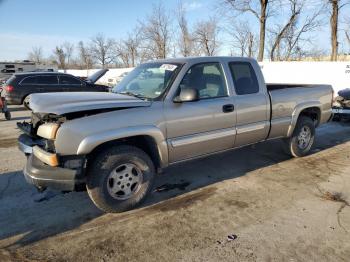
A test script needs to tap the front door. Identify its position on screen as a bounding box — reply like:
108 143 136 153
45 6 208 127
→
164 62 237 163
58 75 84 92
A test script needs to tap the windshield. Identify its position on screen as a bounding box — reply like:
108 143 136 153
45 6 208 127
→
112 62 181 100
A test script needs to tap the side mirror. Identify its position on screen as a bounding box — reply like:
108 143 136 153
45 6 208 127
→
174 88 200 103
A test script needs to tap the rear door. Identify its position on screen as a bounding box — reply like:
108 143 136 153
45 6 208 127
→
18 75 38 99
36 75 60 93
228 61 270 147
58 75 84 92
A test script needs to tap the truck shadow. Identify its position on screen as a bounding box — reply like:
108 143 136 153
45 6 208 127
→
1 122 350 249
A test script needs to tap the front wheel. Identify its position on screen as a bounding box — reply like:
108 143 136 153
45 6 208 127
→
86 145 155 213
284 116 315 157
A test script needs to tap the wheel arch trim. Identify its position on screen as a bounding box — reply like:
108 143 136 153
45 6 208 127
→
287 101 321 137
76 125 168 168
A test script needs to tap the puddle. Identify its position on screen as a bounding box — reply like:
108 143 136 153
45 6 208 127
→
0 138 18 148
148 186 217 212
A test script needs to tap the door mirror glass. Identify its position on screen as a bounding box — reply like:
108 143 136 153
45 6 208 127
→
174 88 200 103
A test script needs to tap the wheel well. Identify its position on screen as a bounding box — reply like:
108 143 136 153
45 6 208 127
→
299 107 320 126
21 94 30 104
88 136 161 169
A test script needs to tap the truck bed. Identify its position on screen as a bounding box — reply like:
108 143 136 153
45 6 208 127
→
266 84 333 139
267 83 316 91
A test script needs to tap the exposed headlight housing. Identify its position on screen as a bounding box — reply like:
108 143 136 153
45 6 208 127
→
37 123 60 140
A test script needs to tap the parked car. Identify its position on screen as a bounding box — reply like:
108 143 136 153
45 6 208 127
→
3 69 109 106
332 88 350 120
17 57 333 213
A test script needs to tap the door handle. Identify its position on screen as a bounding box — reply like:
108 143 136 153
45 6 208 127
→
222 104 234 113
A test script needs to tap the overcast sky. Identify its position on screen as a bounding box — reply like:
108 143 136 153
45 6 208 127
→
0 0 349 61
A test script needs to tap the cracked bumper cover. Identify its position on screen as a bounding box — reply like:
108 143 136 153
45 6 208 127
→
19 134 82 191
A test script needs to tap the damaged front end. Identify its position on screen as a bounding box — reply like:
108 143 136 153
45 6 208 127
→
17 112 86 192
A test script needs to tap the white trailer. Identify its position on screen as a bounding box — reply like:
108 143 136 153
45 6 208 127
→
0 61 57 81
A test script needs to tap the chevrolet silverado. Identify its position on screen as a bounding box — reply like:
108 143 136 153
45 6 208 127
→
17 57 333 212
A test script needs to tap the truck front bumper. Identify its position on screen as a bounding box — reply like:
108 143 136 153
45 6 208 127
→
18 134 84 191
24 154 78 191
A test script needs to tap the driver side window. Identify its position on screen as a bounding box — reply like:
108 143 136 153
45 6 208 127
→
179 63 227 99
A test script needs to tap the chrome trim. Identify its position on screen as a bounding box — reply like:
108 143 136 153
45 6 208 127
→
170 128 236 148
236 122 267 134
332 108 350 114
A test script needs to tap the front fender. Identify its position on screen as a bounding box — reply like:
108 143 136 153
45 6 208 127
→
286 101 321 137
76 125 169 168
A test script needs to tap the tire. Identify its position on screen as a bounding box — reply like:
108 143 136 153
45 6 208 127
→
23 95 31 110
86 145 155 213
4 111 11 120
284 116 315 157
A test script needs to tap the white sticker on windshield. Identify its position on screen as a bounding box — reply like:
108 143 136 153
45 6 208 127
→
160 64 177 71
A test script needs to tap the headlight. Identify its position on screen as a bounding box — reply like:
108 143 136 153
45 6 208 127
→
37 123 60 140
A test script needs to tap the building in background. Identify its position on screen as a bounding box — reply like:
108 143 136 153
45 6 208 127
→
0 61 57 81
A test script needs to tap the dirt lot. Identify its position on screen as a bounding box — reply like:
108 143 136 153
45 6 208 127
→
0 107 350 262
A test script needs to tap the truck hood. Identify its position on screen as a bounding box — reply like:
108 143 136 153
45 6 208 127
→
29 92 151 115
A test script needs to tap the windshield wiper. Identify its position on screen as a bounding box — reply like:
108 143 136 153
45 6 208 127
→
118 91 148 100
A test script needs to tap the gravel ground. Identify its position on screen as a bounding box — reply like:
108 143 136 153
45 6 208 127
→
0 107 350 262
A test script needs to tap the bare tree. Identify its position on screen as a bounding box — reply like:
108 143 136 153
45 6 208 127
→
228 20 257 57
193 18 220 56
28 46 44 63
139 3 172 59
90 33 115 68
78 41 93 70
177 1 194 57
328 0 349 61
52 46 66 69
222 0 278 61
270 0 302 61
63 42 74 67
268 0 323 61
114 30 141 68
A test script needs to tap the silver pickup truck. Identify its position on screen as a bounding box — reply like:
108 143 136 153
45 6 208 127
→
18 57 333 213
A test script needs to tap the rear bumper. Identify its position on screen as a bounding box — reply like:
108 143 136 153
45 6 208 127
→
332 107 350 115
5 95 22 105
18 134 85 191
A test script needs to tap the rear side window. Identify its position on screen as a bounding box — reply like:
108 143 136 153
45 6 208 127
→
37 75 58 85
20 76 37 85
59 75 82 85
229 62 259 95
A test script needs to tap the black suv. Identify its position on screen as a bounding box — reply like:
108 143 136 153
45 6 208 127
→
3 69 109 105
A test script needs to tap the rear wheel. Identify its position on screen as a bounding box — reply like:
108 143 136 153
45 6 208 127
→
86 145 155 213
4 111 11 120
284 116 315 157
23 95 30 110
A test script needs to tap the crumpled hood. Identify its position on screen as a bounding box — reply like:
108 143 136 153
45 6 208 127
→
29 92 151 115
